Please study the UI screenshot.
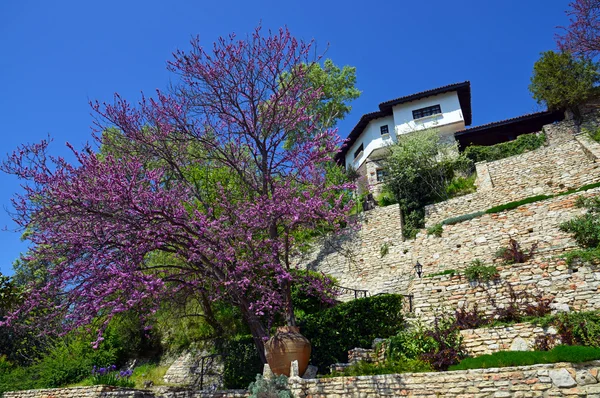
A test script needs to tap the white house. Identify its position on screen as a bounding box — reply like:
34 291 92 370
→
335 82 472 194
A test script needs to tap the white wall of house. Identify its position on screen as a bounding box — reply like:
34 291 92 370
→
393 92 464 135
345 91 465 170
345 115 395 170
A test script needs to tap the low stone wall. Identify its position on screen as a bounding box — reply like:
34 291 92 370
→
289 361 600 397
2 386 154 398
2 387 247 398
461 322 560 357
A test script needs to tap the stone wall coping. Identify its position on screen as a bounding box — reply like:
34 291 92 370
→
294 360 600 383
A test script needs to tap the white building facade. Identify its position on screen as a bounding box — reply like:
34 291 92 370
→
336 82 472 195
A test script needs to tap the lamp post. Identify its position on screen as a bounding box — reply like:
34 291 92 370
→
414 261 423 278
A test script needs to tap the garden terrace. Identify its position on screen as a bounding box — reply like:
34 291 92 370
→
425 123 600 227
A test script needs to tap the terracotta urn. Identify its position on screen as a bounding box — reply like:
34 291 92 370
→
264 325 311 377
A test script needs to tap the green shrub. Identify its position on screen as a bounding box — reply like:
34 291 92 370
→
426 224 443 237
550 311 600 347
222 335 263 389
375 190 397 207
300 294 404 372
485 195 553 214
425 269 457 278
560 196 600 250
445 174 477 198
324 358 432 377
387 323 437 362
563 248 600 266
248 374 292 398
463 260 498 283
463 133 546 163
586 127 600 143
441 211 484 226
449 345 600 371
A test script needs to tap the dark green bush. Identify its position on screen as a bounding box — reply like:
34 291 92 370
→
463 260 498 283
463 133 546 163
222 335 263 389
445 174 476 198
563 248 600 266
426 224 443 237
425 269 457 278
560 196 600 249
449 345 600 371
550 311 600 347
300 294 404 372
485 195 552 214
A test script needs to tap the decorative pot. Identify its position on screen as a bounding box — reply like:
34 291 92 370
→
264 326 311 377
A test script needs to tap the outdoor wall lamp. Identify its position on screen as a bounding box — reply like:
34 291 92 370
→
414 261 423 278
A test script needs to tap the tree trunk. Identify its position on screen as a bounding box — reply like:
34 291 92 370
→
238 297 269 364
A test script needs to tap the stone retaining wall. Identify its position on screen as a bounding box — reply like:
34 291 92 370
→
424 132 600 227
299 187 600 300
460 323 560 357
289 361 600 397
409 255 600 322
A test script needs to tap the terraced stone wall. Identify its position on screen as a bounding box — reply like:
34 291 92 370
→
424 132 600 227
299 186 599 300
409 256 600 322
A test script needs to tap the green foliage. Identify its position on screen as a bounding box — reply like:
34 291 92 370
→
549 311 600 347
387 323 437 362
222 335 263 389
426 224 443 237
290 269 337 320
587 127 600 143
248 374 292 398
130 363 169 389
300 294 404 372
485 194 552 214
375 189 398 207
425 269 457 278
441 211 485 226
449 345 600 371
563 248 600 266
379 243 389 258
463 260 499 283
560 196 600 249
445 174 477 198
383 128 473 239
325 358 432 377
529 50 599 117
463 133 547 163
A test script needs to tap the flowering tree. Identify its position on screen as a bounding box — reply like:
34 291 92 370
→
1 27 352 362
557 0 600 59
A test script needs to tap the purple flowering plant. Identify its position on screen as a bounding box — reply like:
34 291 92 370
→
91 364 135 388
0 25 354 363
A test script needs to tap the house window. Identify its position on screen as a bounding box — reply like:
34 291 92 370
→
376 169 387 182
412 104 442 120
354 143 364 159
380 125 389 135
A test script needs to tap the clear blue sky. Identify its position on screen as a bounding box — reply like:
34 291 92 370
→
0 0 569 276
